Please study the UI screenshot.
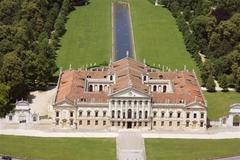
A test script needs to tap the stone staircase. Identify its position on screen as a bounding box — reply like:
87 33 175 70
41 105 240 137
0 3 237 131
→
117 130 146 160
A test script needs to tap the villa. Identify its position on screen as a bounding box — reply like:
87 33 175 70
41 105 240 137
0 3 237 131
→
52 57 207 130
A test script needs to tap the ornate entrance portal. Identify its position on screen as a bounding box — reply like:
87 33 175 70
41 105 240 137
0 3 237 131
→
127 121 132 128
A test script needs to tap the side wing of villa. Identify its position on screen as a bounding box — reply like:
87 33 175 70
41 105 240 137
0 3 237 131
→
52 57 207 131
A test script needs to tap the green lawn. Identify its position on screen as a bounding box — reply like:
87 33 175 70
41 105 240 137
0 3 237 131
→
204 91 240 120
0 135 115 160
146 139 240 160
129 0 199 73
57 0 112 69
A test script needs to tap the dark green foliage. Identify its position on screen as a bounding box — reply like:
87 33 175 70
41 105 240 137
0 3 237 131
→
0 0 72 115
163 0 240 88
219 74 228 92
206 74 216 92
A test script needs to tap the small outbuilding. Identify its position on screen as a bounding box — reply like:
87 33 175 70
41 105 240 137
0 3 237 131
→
220 104 240 127
5 100 39 123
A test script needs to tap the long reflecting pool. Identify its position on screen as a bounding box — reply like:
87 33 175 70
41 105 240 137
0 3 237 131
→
113 2 134 61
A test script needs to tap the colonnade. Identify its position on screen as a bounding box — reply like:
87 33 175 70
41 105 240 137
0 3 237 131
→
109 99 151 120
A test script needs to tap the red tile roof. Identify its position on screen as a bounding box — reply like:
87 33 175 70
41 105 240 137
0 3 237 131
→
54 58 206 106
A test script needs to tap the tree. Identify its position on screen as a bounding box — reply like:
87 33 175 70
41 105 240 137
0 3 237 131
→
206 74 216 92
0 52 25 99
0 83 10 117
219 74 228 92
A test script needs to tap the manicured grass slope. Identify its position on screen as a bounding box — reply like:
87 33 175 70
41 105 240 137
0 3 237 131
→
57 0 112 69
0 136 115 160
130 0 199 72
146 139 240 160
204 92 240 120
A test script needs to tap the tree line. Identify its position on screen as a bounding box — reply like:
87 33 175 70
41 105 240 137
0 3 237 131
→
161 0 240 92
0 0 74 116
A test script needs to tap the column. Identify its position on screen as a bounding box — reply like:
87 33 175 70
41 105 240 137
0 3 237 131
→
120 100 123 119
114 100 117 119
148 100 151 118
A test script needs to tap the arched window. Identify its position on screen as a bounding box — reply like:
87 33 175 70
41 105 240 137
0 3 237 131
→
117 110 121 118
143 76 147 81
145 111 148 119
112 110 115 118
110 75 113 81
163 85 167 92
153 85 157 92
139 111 142 119
99 85 103 91
128 109 132 119
88 85 93 92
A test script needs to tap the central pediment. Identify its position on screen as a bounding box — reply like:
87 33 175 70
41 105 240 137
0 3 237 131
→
110 88 150 98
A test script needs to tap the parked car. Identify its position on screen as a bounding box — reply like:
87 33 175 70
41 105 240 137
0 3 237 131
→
1 156 12 160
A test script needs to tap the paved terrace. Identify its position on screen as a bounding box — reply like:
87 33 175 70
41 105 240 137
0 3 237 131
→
1 128 240 139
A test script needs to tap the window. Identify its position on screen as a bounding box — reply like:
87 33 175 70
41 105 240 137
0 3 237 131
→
169 121 172 126
139 111 142 119
103 111 107 117
70 119 73 125
145 101 148 105
143 76 147 81
201 113 204 119
186 121 190 127
153 85 157 92
56 111 59 117
145 111 148 119
134 112 137 119
169 112 173 118
70 111 74 117
186 112 190 118
95 111 98 117
99 85 103 91
163 85 167 92
117 110 121 118
9 115 12 121
110 75 113 81
112 122 114 126
145 122 148 126
153 111 157 118
200 121 204 127
88 85 93 92
153 121 156 126
128 109 132 119
103 121 106 126
87 120 90 125
177 112 181 118
112 100 115 105
134 122 137 127
194 113 197 119
161 112 165 118
161 121 164 126
139 122 142 126
118 121 120 126
87 111 91 117
79 111 82 117
177 121 180 126
112 110 115 118
56 119 59 125
95 120 98 125
79 120 82 125
123 122 125 127
123 112 126 119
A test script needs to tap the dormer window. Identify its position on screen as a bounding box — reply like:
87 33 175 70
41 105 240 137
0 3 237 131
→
143 76 147 81
163 85 167 92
